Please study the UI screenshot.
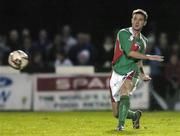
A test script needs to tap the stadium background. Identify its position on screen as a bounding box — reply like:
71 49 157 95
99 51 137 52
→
0 0 180 135
0 0 180 43
0 0 180 111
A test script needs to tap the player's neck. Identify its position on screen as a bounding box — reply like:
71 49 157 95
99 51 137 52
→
132 28 141 37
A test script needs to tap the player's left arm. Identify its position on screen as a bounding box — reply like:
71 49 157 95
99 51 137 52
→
137 60 151 81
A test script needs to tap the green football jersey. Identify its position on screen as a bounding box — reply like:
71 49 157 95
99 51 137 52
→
112 27 148 76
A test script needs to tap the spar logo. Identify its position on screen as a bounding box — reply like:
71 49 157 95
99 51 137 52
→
37 76 110 91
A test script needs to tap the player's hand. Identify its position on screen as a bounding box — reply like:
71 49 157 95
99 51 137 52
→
140 74 152 81
146 55 164 62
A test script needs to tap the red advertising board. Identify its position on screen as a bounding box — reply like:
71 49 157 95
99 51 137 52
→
33 73 150 111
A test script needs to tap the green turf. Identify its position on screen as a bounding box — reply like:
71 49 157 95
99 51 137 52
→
0 111 180 136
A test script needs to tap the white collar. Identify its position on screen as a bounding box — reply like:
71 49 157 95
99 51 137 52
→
129 27 143 40
129 27 133 34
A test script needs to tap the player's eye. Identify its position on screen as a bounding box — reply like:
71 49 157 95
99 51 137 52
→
133 17 137 21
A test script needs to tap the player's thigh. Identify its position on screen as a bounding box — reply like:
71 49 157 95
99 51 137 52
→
111 101 119 118
120 79 134 96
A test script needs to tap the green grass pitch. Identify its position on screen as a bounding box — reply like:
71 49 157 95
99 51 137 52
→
0 111 180 136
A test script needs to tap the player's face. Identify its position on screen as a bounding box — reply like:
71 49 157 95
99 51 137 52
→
131 14 146 31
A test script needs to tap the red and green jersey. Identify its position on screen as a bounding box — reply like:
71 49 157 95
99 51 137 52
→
112 27 148 76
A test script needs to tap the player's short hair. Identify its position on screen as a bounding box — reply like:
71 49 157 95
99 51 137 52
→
132 9 148 20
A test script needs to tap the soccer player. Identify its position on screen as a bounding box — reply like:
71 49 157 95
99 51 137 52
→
110 9 164 131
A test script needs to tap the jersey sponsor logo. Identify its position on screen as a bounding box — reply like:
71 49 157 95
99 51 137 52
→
131 43 140 51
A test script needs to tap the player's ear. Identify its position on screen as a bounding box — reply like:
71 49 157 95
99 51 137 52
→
131 18 133 24
144 21 147 26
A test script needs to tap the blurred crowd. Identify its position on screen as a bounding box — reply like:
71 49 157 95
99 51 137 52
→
0 25 116 73
0 25 99 72
0 25 179 109
146 31 180 110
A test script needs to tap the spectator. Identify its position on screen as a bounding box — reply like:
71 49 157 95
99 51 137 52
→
164 54 180 109
3 30 20 65
61 25 77 53
32 29 52 63
22 28 31 39
21 37 33 56
24 52 44 73
146 32 163 89
32 52 44 67
0 35 9 65
170 42 180 58
146 32 166 109
54 50 73 67
49 34 66 62
68 33 96 65
98 36 114 72
83 33 97 65
6 29 20 51
77 49 90 65
157 32 170 63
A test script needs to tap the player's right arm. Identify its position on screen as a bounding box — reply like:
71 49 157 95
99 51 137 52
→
119 30 164 62
128 51 164 62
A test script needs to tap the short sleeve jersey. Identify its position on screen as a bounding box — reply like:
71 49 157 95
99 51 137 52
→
112 27 148 76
